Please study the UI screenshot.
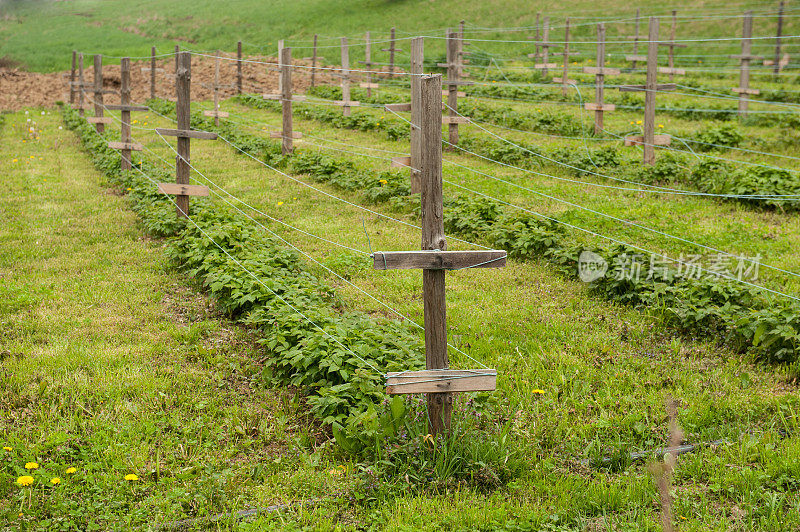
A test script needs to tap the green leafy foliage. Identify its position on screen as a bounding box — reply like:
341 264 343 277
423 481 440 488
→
687 123 745 151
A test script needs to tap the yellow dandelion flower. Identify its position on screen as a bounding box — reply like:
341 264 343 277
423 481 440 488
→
3 446 11 452
126 187 132 191
12 159 17 163
379 179 388 185
532 389 545 394
658 124 664 128
16 476 34 487
29 155 34 159
65 467 77 474
277 201 284 206
50 477 61 485
124 473 139 481
636 120 642 125
630 121 634 125
24 462 38 470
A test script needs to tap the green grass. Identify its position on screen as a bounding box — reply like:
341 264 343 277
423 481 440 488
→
0 0 794 72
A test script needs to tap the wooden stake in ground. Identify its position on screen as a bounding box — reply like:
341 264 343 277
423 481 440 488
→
359 31 380 97
384 37 423 193
626 9 644 69
439 31 472 150
140 46 164 100
553 18 580 95
334 37 360 116
583 24 620 136
69 51 77 105
529 17 555 77
201 51 233 126
529 13 542 62
106 57 148 171
155 52 218 219
658 11 687 82
731 11 762 118
765 2 787 76
375 74 505 436
87 55 114 134
263 48 306 154
381 28 400 77
237 41 243 94
619 17 676 165
76 54 87 117
310 34 318 88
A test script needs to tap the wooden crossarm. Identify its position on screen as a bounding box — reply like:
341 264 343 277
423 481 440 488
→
380 47 403 52
624 134 671 147
155 128 218 140
108 141 143 151
552 77 577 84
619 83 677 92
105 104 149 112
442 90 466 97
584 102 616 112
730 54 764 61
270 131 303 139
625 54 648 62
582 66 621 76
372 250 506 270
86 116 114 124
385 369 497 394
534 63 558 69
203 110 230 118
157 183 210 197
658 67 685 76
385 102 411 112
359 82 380 88
732 87 760 95
263 93 307 102
332 100 361 107
442 116 470 125
444 80 474 86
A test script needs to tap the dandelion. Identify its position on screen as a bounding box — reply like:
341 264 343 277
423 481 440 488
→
636 120 642 125
277 201 284 206
124 473 139 481
65 467 77 474
126 187 132 191
658 124 664 128
24 462 38 470
11 159 17 163
379 179 388 185
50 477 61 485
16 476 34 487
2 446 11 452
532 389 545 394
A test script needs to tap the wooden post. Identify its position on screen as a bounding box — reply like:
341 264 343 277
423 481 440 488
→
237 41 243 94
583 24 620 136
341 37 353 117
120 57 133 171
375 74 505 435
774 2 785 76
446 31 459 150
553 18 579 94
92 55 106 134
389 27 396 77
147 46 156 100
410 38 423 194
657 11 687 82
174 44 180 76
359 31 379 97
643 18 659 166
311 34 318 88
213 51 221 126
630 8 641 69
731 11 762 118
540 18 551 77
77 54 85 117
69 51 77 105
175 52 192 218
280 47 294 154
534 13 541 61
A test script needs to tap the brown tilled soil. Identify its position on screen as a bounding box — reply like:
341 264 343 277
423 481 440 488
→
0 53 337 111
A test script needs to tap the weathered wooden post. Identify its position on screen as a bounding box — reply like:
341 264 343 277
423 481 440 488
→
335 38 360 116
263 48 306 154
583 24 620 136
731 11 762 118
87 55 113 134
532 13 541 61
201 51 231 126
77 53 85 117
619 18 676 165
530 17 555 77
772 2 785 76
658 11 687 82
69 51 77 106
381 27 399 77
174 45 180 76
155 52 218 219
385 37 423 193
310 34 318 88
553 18 580 94
106 57 147 171
440 31 471 150
237 41 243 94
375 74 505 436
359 31 380 97
627 9 643 69
140 46 164 100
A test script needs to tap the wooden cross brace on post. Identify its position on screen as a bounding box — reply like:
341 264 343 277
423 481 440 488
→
553 17 581 94
439 30 473 150
201 51 237 126
263 47 305 154
731 11 762 118
358 31 380 97
582 24 620 136
375 74 505 435
155 52 219 219
528 17 556 77
527 13 542 62
384 38 425 194
140 46 165 100
618 17 675 165
626 8 642 69
658 10 687 82
333 38 361 116
380 27 401 78
87 54 117 134
106 57 150 172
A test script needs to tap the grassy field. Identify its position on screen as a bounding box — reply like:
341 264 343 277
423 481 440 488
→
0 0 795 71
3 0 800 529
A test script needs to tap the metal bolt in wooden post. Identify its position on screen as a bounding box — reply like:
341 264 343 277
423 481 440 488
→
175 52 192 218
310 34 318 88
280 47 294 155
93 54 105 134
120 57 133 171
643 18 659 166
341 37 352 117
77 53 85 117
237 41 243 94
410 37 423 194
69 51 77 105
774 1 785 76
419 74 451 435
